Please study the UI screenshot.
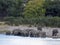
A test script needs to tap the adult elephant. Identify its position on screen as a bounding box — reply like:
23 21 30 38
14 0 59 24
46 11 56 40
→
29 30 46 37
12 29 46 37
30 30 40 37
25 29 44 37
52 29 58 36
12 29 28 37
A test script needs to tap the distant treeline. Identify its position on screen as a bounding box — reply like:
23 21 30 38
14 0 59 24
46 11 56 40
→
0 0 23 17
0 0 60 27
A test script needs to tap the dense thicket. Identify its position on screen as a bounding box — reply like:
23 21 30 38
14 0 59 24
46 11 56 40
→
24 0 45 18
0 0 22 17
1 0 60 17
0 0 60 27
45 0 60 17
4 16 60 27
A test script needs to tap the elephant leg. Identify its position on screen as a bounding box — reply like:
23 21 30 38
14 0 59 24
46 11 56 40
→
26 33 29 37
35 34 39 37
54 33 57 36
30 33 34 37
52 32 55 36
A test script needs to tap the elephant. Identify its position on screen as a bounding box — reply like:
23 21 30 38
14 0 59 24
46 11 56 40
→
12 29 23 36
30 30 40 37
6 31 11 35
25 29 39 37
21 30 29 37
25 29 46 37
52 29 58 36
12 29 46 37
12 29 29 37
39 31 46 38
37 26 42 31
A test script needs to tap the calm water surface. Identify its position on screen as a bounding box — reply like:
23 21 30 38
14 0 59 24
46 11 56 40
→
0 34 60 45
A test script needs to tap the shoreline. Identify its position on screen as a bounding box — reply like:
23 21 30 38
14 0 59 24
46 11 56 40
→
0 25 60 38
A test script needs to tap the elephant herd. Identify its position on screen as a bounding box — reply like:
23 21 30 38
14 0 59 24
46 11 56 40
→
6 26 59 37
6 28 46 37
12 29 46 37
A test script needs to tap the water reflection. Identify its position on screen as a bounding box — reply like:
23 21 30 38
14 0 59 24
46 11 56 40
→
0 34 60 45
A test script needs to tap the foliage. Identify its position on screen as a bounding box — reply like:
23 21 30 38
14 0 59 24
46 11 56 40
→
0 0 22 17
0 0 60 27
24 0 45 18
45 0 60 17
4 16 60 27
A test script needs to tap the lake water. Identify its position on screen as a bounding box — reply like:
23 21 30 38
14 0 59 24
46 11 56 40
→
0 34 60 45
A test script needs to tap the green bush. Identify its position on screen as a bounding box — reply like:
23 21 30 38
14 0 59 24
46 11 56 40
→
3 16 60 27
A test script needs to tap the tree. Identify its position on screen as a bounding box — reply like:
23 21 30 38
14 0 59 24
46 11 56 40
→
24 0 45 18
45 0 60 17
0 0 22 18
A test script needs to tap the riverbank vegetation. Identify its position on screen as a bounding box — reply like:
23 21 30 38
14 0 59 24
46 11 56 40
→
0 0 60 27
3 16 60 27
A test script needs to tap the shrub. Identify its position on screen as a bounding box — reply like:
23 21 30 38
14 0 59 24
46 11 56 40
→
3 16 60 27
